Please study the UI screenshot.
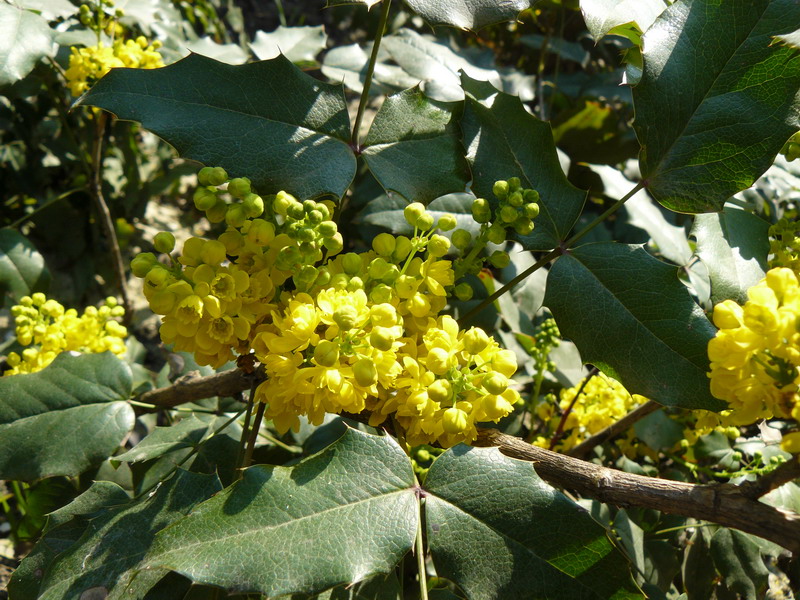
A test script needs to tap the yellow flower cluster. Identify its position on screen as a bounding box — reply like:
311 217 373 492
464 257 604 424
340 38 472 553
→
65 36 164 96
135 172 527 446
4 294 127 375
707 267 800 452
533 373 646 452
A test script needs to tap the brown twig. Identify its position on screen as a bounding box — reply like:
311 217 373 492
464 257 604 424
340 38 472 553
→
568 400 661 459
90 112 131 322
738 454 800 500
137 367 262 410
475 429 800 554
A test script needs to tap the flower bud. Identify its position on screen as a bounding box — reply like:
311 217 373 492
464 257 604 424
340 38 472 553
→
131 252 158 277
437 214 457 231
514 217 534 236
225 204 247 228
201 240 227 265
354 358 378 387
463 327 490 354
482 372 508 395
451 229 471 250
153 231 176 254
242 193 265 218
500 205 518 224
372 232 396 257
314 340 340 367
227 177 251 198
342 253 362 276
323 233 344 255
392 236 413 262
492 180 509 200
370 327 395 352
368 257 392 280
198 166 227 187
273 191 293 216
404 202 426 227
206 199 228 223
442 407 468 434
427 379 452 403
416 212 434 231
471 198 491 223
428 234 451 258
318 221 338 238
523 202 540 219
508 191 523 207
333 305 359 330
488 250 510 269
487 223 506 244
194 187 218 211
454 282 473 301
507 177 521 192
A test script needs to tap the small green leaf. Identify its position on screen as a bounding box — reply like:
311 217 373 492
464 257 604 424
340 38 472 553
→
0 352 134 480
33 470 222 600
78 53 356 199
362 88 470 203
0 227 51 307
709 529 769 600
461 74 586 251
424 446 639 599
402 0 529 31
114 415 212 463
543 243 724 411
634 0 800 213
251 25 327 64
692 207 770 305
633 409 685 451
682 527 716 600
144 429 417 597
0 5 54 87
580 0 668 44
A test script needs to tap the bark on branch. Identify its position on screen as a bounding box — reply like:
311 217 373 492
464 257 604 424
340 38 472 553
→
134 369 800 553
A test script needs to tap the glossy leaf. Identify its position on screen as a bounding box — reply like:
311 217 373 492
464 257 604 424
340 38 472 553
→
288 573 403 600
362 88 470 203
0 352 134 480
424 445 639 599
357 192 480 238
580 0 667 44
403 0 529 31
143 429 417 597
0 5 54 87
114 415 213 463
251 25 327 64
0 227 51 307
634 0 800 213
692 207 770 305
78 53 356 199
543 243 724 410
682 528 716 600
321 43 420 95
709 529 769 600
18 0 79 20
461 74 586 251
33 470 222 600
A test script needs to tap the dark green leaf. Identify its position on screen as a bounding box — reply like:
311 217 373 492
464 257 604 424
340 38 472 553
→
144 429 417 597
32 470 222 600
424 445 639 600
461 74 586 251
0 352 134 480
691 206 770 305
362 88 470 203
0 5 54 87
633 410 685 452
402 0 529 31
251 25 327 64
358 192 480 237
634 0 800 213
114 415 213 463
288 572 402 599
543 243 724 410
709 529 769 600
580 0 667 44
78 53 356 199
682 527 716 600
46 481 130 532
0 227 51 307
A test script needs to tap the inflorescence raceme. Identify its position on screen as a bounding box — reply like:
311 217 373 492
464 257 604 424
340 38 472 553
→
133 168 540 446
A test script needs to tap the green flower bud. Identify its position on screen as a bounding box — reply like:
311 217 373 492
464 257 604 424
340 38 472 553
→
314 340 340 367
428 379 452 403
393 236 413 262
523 202 540 219
330 273 349 290
227 177 251 198
451 229 472 250
492 180 509 200
404 202 426 228
314 268 332 288
507 177 521 192
514 217 534 236
287 201 305 221
303 199 317 214
198 166 227 187
294 265 318 287
454 282 473 301
145 266 172 290
488 250 510 269
353 358 378 387
487 223 506 244
442 407 468 434
372 232 396 257
369 283 394 304
416 212 434 231
428 234 451 258
437 214 457 231
273 191 293 216
193 187 218 211
464 327 490 354
308 209 323 224
482 372 508 395
346 276 364 292
201 240 227 265
368 257 392 280
153 231 176 254
318 221 338 238
524 189 540 203
131 252 158 277
276 246 301 270
500 205 518 224
508 191 523 207
296 227 316 243
380 264 400 284
342 252 362 276
225 204 247 228
370 327 395 351
242 193 264 218
471 198 491 223
206 199 228 223
323 232 343 255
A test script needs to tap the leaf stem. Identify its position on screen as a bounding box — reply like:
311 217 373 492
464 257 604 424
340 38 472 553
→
415 485 429 600
350 0 392 149
457 180 646 327
242 400 266 470
236 383 257 476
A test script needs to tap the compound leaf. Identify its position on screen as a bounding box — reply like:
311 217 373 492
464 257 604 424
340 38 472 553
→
424 445 639 599
0 228 51 308
143 429 417 597
543 242 724 411
461 74 586 251
362 88 470 203
78 53 356 200
692 206 770 305
634 0 800 213
0 352 134 480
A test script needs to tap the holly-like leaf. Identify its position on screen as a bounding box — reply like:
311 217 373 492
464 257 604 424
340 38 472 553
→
32 470 222 600
634 0 800 213
424 446 639 599
251 25 327 64
692 206 770 305
0 5 54 87
580 0 668 44
321 43 420 95
0 227 51 307
357 192 480 238
709 529 770 600
287 573 402 600
543 242 724 411
461 74 586 251
0 352 134 480
18 0 79 20
143 429 417 597
362 88 470 203
402 0 529 31
78 53 356 200
114 415 213 463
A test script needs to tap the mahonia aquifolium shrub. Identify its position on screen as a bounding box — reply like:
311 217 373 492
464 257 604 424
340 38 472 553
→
4 294 127 375
133 169 541 446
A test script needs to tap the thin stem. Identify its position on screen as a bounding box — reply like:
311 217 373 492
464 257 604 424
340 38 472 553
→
90 112 132 321
274 0 287 26
236 384 257 475
457 180 647 327
350 0 392 148
549 367 598 450
415 485 429 600
242 401 267 471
